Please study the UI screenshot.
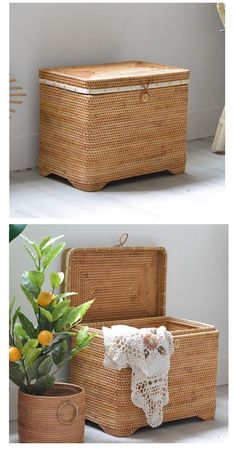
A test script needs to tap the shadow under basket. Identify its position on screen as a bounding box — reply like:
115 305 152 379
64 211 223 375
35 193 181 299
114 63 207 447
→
18 382 85 443
61 245 219 437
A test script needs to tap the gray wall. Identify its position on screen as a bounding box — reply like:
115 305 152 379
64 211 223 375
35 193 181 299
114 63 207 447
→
10 3 225 171
9 224 228 419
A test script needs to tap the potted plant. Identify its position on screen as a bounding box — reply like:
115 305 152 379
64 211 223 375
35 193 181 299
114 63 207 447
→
9 234 95 443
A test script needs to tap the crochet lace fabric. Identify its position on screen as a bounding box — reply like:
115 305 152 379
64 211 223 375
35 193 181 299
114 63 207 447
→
103 325 174 427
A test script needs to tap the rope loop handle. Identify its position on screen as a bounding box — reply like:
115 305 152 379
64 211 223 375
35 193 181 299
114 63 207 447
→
114 233 128 248
57 400 79 425
140 80 151 103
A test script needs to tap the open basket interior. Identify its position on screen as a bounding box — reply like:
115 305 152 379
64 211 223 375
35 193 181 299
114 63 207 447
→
82 316 215 338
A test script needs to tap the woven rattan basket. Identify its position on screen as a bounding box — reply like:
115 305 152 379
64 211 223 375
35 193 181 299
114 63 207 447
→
18 383 85 443
61 241 219 437
39 61 190 191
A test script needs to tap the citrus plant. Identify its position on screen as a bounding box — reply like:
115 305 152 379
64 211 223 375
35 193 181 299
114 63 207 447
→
9 234 95 395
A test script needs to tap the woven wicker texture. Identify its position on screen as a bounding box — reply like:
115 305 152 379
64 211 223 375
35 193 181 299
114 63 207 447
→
39 61 190 89
39 61 190 191
62 245 219 436
62 247 167 321
18 383 85 443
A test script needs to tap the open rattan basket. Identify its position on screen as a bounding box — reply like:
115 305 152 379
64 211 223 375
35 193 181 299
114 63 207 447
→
61 240 219 437
39 61 190 191
18 382 85 443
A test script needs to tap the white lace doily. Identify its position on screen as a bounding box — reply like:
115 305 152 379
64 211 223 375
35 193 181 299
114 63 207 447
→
103 325 174 427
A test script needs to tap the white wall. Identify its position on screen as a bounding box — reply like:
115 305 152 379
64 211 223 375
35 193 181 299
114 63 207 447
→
10 3 225 171
9 224 228 419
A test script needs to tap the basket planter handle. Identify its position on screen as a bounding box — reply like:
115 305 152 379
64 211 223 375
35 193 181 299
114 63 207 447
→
57 400 79 425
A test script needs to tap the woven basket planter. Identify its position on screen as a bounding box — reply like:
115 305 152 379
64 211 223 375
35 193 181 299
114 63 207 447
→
61 245 219 437
18 382 85 443
39 61 190 191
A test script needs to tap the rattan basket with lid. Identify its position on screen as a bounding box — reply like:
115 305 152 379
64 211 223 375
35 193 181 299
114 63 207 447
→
39 61 190 191
61 238 219 437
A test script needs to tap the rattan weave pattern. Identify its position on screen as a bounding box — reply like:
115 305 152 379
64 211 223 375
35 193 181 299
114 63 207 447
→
18 383 85 443
62 245 219 436
39 61 190 89
71 321 218 436
62 247 167 321
39 61 190 191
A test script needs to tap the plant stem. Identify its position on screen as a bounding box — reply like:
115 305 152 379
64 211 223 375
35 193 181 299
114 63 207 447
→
21 359 30 386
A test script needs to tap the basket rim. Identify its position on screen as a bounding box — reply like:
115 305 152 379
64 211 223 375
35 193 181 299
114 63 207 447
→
18 382 84 399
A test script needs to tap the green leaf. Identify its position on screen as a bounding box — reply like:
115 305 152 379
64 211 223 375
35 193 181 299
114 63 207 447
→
21 235 42 264
15 335 23 351
14 322 27 340
9 362 25 388
76 326 89 344
18 312 37 339
41 235 64 252
22 339 38 356
25 348 42 369
72 334 96 357
67 300 94 326
50 272 64 290
42 242 65 271
53 310 70 332
52 339 69 365
9 225 26 243
32 374 55 395
21 234 35 245
9 333 14 346
24 271 44 289
26 355 48 381
39 236 51 250
24 245 37 267
39 307 52 323
51 300 70 322
56 292 77 300
21 284 39 314
12 306 21 331
38 356 53 376
9 297 16 320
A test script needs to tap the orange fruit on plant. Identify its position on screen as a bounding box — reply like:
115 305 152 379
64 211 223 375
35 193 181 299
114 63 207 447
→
37 291 53 307
38 330 53 346
9 347 21 362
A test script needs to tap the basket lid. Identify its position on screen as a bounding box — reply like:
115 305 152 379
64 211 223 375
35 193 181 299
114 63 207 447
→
39 60 189 90
61 238 167 322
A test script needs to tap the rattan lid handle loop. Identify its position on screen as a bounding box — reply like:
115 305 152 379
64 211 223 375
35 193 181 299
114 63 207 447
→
57 400 79 425
116 233 129 247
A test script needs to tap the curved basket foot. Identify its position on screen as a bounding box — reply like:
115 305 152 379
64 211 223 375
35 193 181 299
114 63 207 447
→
198 409 215 421
39 167 51 177
100 424 140 437
70 180 107 192
169 166 185 175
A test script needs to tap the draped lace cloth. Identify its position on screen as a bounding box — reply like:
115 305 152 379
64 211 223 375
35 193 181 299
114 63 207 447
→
103 325 174 427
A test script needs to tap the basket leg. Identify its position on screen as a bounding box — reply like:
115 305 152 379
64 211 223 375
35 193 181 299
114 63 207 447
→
198 408 216 421
169 166 185 175
100 424 139 437
69 179 107 192
39 167 51 177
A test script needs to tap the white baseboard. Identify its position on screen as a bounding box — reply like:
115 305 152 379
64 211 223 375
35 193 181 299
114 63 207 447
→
9 354 228 421
10 107 223 172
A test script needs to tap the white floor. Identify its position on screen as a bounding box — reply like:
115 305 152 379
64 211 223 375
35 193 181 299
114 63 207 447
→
10 137 225 222
9 385 228 443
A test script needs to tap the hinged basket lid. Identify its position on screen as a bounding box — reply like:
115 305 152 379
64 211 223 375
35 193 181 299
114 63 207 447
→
61 241 167 323
39 60 190 92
